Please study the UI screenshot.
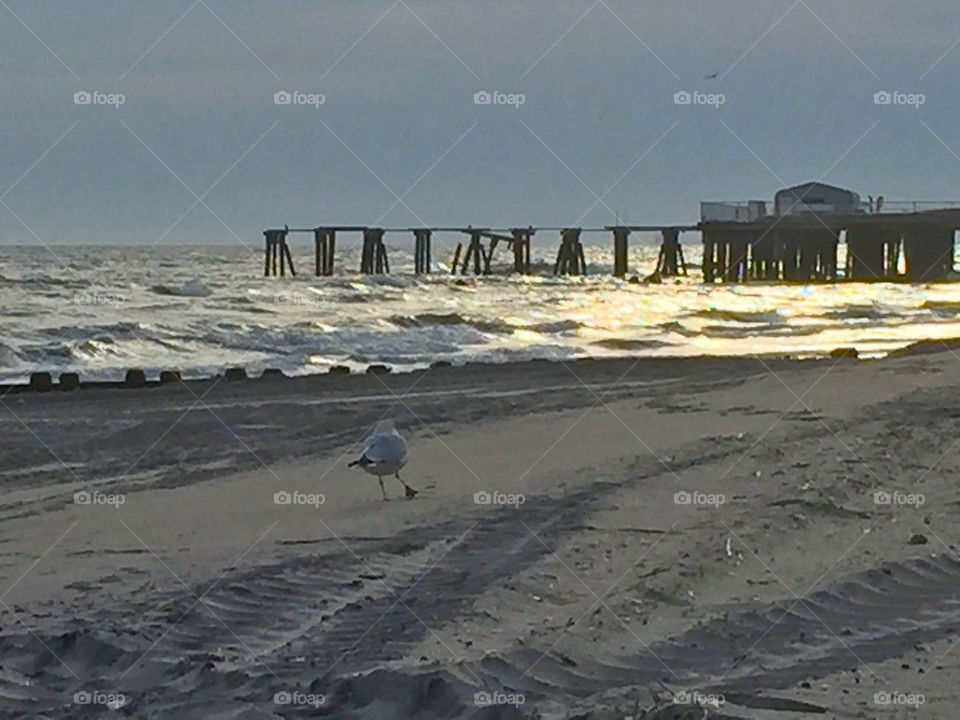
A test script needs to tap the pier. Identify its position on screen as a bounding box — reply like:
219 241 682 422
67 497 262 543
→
701 211 960 282
263 215 959 283
261 184 960 283
262 225 698 279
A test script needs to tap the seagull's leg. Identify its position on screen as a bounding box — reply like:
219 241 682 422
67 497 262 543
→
378 477 388 501
395 471 417 498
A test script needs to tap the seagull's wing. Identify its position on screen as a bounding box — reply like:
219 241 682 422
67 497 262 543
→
364 433 407 464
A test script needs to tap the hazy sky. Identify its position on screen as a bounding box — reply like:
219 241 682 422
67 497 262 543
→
2 0 960 248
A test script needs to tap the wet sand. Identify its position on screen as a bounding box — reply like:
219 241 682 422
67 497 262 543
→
1 349 959 718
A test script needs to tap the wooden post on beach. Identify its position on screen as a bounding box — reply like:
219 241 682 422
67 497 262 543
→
613 227 630 277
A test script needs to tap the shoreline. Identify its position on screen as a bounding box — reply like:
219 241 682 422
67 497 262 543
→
4 335 950 393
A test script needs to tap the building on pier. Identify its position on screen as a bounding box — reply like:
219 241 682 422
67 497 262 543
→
775 182 862 217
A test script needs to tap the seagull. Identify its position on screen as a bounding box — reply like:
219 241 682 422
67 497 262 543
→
348 420 417 500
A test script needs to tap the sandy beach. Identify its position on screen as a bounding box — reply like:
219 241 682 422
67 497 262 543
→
0 347 956 718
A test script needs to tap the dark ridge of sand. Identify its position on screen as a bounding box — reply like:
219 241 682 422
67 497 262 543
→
2 351 960 717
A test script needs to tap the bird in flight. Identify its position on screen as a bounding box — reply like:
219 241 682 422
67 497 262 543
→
705 72 720 79
348 420 417 500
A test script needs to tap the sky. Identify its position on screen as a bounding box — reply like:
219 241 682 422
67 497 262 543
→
2 0 960 247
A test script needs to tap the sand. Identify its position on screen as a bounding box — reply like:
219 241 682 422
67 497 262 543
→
1 349 960 718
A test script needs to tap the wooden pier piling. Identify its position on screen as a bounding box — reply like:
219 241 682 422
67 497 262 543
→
451 243 463 275
361 228 389 274
511 229 533 274
460 230 487 275
778 228 838 281
904 226 954 281
413 229 432 274
314 229 336 276
703 233 715 283
612 227 630 277
264 230 274 276
846 226 901 280
656 228 686 276
314 230 325 276
263 229 295 277
554 229 586 275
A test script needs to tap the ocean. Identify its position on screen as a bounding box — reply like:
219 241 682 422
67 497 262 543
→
2 241 960 382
